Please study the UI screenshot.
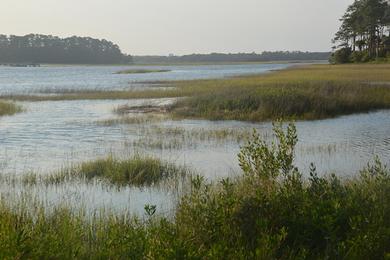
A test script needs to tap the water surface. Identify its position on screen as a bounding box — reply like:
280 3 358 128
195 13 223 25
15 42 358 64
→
0 63 389 214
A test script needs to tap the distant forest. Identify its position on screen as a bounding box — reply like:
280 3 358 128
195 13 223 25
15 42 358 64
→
0 34 132 64
133 52 331 64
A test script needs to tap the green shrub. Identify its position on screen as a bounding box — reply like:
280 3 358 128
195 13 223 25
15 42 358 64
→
175 122 390 259
330 47 352 64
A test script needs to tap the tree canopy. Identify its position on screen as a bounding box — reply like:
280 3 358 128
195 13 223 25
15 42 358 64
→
0 34 132 64
331 0 390 63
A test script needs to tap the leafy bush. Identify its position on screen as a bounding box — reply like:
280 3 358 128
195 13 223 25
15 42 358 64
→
175 122 390 259
329 47 352 64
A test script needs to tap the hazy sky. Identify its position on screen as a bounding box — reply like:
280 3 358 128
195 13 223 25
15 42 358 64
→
1 0 353 55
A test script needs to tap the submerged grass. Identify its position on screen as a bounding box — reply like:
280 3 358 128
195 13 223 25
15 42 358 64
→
129 125 252 150
0 100 22 117
0 122 389 258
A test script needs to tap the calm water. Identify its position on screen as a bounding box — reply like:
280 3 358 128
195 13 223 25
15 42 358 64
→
0 63 290 94
0 64 389 214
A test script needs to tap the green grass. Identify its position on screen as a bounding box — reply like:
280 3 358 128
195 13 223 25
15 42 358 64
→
0 101 22 117
0 122 389 258
78 155 188 187
0 155 189 188
115 69 171 74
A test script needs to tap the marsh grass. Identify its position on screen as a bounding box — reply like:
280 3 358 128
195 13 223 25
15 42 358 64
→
1 155 190 189
0 122 389 258
0 101 22 116
172 64 390 121
78 155 188 187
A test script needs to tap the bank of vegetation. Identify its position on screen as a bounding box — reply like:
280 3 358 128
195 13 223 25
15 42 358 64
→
171 64 390 121
0 123 389 259
331 0 390 63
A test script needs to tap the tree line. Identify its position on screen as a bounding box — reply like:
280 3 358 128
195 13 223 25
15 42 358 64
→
331 0 390 63
0 34 132 64
133 51 331 64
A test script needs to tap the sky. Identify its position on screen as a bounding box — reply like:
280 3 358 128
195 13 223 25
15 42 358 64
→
1 0 353 55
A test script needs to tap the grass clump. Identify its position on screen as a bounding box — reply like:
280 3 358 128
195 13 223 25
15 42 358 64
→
115 69 171 74
0 101 22 117
79 155 187 187
0 122 389 258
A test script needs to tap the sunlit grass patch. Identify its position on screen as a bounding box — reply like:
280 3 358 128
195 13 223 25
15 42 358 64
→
172 64 390 121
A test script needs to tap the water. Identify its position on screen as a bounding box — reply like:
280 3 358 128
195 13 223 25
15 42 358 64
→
0 63 290 94
0 63 389 215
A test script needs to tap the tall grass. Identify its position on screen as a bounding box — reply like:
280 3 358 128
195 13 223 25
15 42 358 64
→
172 64 390 121
0 101 22 117
78 155 188 187
0 122 389 258
4 155 190 188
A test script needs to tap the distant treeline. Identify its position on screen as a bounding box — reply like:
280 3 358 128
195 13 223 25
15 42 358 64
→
133 51 331 64
0 34 132 64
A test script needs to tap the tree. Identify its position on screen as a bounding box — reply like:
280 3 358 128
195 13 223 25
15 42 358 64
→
0 34 132 64
332 0 390 63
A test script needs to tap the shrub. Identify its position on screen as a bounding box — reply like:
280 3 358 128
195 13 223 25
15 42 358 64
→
175 122 390 259
330 47 352 64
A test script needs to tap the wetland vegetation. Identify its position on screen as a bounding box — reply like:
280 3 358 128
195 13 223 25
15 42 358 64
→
0 123 389 259
2 64 390 122
0 155 189 188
